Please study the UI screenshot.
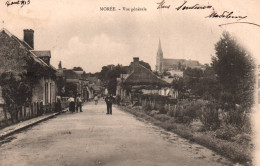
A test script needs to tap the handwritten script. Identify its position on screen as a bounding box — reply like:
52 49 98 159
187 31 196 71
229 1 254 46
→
6 0 30 8
176 1 212 11
206 11 247 21
156 0 259 27
157 0 171 9
158 0 249 21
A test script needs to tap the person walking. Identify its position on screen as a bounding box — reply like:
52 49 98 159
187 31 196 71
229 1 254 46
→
76 94 83 112
94 95 99 105
68 97 75 113
105 94 114 115
56 96 62 112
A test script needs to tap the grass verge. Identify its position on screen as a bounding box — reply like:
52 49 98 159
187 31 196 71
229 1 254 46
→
117 105 252 166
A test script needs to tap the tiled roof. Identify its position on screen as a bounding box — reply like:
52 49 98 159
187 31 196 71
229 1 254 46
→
124 64 168 86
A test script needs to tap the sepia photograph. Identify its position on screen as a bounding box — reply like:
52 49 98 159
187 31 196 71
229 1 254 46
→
0 0 259 165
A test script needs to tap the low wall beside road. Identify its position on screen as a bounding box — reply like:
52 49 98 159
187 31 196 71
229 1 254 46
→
0 101 69 129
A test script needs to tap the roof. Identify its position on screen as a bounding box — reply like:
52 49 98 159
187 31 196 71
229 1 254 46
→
31 50 51 58
0 28 56 72
124 63 169 86
163 58 200 67
63 69 79 79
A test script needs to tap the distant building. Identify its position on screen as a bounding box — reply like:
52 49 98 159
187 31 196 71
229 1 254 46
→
156 39 204 73
117 57 169 100
167 69 183 77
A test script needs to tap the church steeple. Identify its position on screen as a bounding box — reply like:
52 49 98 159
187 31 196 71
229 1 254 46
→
156 39 163 72
157 38 163 58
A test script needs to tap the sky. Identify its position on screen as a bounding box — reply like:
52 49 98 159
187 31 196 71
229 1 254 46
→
0 0 259 73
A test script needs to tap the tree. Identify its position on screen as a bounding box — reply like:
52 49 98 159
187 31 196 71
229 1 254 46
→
0 72 32 122
212 31 255 109
72 66 84 71
183 67 203 96
56 75 66 96
98 64 128 95
172 77 184 98
64 82 78 97
58 61 62 69
139 61 152 71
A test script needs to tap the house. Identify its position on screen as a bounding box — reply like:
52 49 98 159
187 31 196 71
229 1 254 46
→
160 77 178 98
167 69 183 77
62 69 80 97
0 28 57 113
74 70 90 101
58 68 90 101
89 84 102 97
117 57 169 100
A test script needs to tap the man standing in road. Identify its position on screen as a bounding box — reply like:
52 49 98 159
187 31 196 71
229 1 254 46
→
76 94 83 112
105 94 114 115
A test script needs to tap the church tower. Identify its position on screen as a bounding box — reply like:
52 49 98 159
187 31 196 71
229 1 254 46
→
156 39 163 73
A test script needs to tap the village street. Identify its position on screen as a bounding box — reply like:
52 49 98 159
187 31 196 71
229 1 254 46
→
0 100 234 166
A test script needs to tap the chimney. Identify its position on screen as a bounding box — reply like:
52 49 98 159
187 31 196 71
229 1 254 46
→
23 29 34 49
132 57 139 71
133 57 139 63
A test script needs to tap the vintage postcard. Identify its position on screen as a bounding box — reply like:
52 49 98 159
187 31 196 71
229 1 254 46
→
0 0 259 165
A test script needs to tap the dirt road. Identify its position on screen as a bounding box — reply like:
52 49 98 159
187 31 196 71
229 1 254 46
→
0 100 234 166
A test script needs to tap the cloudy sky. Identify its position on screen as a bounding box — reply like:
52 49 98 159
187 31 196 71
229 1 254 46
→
0 0 259 73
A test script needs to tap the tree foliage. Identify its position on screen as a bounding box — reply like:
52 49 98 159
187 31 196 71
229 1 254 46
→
0 72 32 121
98 64 127 95
139 61 152 71
72 66 84 71
212 31 255 109
64 82 78 97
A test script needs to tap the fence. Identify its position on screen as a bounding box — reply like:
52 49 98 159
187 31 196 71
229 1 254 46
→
129 93 178 112
0 99 69 128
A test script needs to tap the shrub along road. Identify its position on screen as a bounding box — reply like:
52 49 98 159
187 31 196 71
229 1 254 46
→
0 100 234 166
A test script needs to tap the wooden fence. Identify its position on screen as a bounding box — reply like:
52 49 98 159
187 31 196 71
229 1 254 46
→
127 93 178 112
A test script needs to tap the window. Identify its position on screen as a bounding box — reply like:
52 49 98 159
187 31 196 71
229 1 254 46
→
45 83 48 104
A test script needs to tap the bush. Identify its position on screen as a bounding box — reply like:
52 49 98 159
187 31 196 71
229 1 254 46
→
158 105 167 114
143 104 152 111
199 102 220 130
160 123 175 131
225 107 250 130
167 108 175 117
154 114 170 122
169 100 207 124
231 133 251 144
149 110 159 117
215 125 239 141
